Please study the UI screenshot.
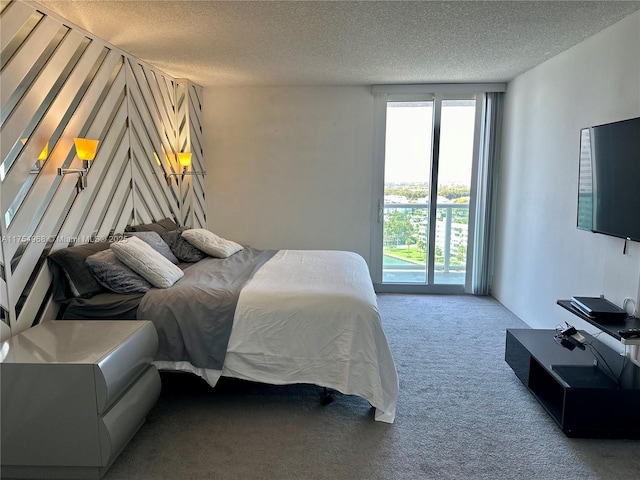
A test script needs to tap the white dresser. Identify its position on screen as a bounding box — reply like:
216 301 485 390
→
0 320 161 480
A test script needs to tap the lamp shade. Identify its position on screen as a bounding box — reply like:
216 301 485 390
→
21 139 48 160
177 152 192 168
38 142 48 160
74 138 99 161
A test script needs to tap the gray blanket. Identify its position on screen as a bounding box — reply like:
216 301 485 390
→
137 247 277 370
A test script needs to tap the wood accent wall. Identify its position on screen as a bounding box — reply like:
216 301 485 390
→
0 1 206 337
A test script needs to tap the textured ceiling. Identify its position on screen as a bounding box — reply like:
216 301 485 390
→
35 0 640 88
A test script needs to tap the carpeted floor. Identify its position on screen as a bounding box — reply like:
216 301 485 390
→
103 294 640 480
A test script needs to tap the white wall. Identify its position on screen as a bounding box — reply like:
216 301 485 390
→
494 12 640 344
203 86 374 262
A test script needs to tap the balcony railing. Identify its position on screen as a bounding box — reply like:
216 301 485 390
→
383 202 469 284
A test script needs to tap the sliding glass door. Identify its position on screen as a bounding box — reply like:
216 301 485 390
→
372 92 481 293
382 100 433 284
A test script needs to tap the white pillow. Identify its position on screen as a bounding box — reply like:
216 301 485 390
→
181 229 243 258
111 236 184 288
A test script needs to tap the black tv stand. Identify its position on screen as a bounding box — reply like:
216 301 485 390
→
505 329 640 438
556 299 640 340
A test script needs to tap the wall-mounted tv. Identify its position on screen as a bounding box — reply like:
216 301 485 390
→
577 116 640 242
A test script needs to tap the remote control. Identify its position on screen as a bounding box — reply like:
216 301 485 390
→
618 328 640 339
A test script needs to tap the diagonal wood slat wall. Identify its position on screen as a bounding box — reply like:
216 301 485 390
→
187 82 206 228
175 80 206 228
128 57 181 225
0 1 205 337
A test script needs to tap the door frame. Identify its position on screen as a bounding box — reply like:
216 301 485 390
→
370 86 487 294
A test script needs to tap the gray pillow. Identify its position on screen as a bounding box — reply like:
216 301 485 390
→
161 228 206 263
126 231 179 264
47 242 111 298
125 217 179 234
111 236 184 288
86 249 152 294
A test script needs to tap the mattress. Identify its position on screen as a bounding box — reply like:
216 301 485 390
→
62 292 144 320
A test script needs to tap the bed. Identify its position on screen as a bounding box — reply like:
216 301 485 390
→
48 221 398 423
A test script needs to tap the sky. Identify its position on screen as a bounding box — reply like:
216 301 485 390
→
384 101 475 186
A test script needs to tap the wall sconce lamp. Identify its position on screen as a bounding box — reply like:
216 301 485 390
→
57 138 99 192
21 138 48 172
31 142 49 173
38 143 49 161
177 152 192 172
165 152 206 185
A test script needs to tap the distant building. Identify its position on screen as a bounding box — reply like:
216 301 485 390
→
384 195 408 204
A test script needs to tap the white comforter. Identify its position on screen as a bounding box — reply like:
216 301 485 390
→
156 249 399 423
225 250 398 423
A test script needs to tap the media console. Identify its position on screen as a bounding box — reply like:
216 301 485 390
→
505 329 640 438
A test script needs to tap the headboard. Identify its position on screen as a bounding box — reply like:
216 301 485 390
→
0 1 205 336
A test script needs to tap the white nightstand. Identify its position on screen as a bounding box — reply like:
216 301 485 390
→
1 320 161 480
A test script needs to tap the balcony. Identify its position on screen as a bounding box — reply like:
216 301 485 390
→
383 202 469 285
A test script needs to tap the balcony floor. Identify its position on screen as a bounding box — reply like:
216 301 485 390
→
382 268 466 285
383 255 465 285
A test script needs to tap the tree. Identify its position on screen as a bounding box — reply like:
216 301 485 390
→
384 211 416 247
385 184 429 201
438 184 470 200
404 237 413 249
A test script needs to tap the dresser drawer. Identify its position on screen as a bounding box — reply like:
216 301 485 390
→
99 365 161 466
95 321 158 414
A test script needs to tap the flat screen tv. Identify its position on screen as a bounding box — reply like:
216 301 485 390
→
577 116 640 242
